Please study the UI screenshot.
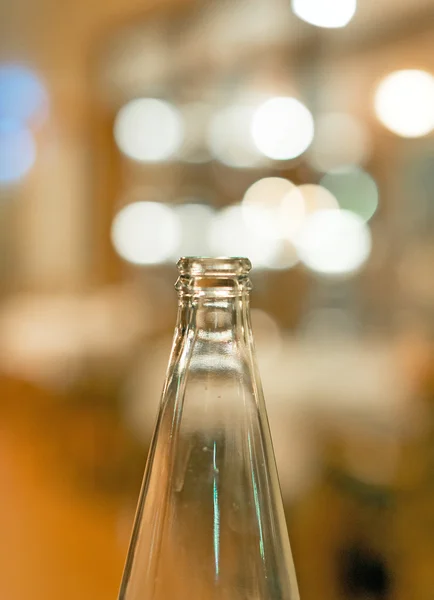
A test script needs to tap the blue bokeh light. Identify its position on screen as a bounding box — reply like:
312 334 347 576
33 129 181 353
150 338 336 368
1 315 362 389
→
0 118 36 185
0 64 48 123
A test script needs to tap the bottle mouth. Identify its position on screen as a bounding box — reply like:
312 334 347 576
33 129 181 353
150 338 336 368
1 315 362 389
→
177 257 252 277
176 257 252 297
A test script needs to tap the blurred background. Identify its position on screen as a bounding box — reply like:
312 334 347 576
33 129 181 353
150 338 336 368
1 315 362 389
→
1 0 434 598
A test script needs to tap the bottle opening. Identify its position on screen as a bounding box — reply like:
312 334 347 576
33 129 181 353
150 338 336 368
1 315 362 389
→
177 257 252 277
176 257 252 297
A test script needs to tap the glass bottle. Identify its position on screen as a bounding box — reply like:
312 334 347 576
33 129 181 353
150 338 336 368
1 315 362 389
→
119 257 300 600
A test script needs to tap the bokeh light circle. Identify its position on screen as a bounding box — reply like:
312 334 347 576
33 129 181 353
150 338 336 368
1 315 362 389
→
292 184 339 214
272 240 300 270
114 98 184 162
111 202 181 265
320 166 379 222
242 177 305 240
243 177 298 209
172 203 215 258
0 119 36 185
207 105 262 168
208 204 281 268
292 0 357 29
296 209 372 276
251 97 314 160
0 64 48 123
374 70 434 138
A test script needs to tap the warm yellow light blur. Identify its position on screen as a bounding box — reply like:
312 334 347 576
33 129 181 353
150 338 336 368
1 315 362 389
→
251 97 314 160
243 177 298 210
242 177 305 240
292 0 357 28
374 70 434 138
114 98 184 162
291 184 339 214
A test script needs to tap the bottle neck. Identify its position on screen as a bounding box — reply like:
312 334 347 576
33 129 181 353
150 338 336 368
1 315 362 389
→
176 291 252 337
171 294 254 383
173 258 254 359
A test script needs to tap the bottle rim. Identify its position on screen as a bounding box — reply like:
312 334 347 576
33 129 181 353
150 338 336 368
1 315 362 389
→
177 257 252 277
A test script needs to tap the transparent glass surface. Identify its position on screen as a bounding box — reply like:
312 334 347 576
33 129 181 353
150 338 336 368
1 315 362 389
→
119 258 300 600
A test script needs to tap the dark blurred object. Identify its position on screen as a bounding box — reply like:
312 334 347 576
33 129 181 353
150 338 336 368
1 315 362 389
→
340 543 392 599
